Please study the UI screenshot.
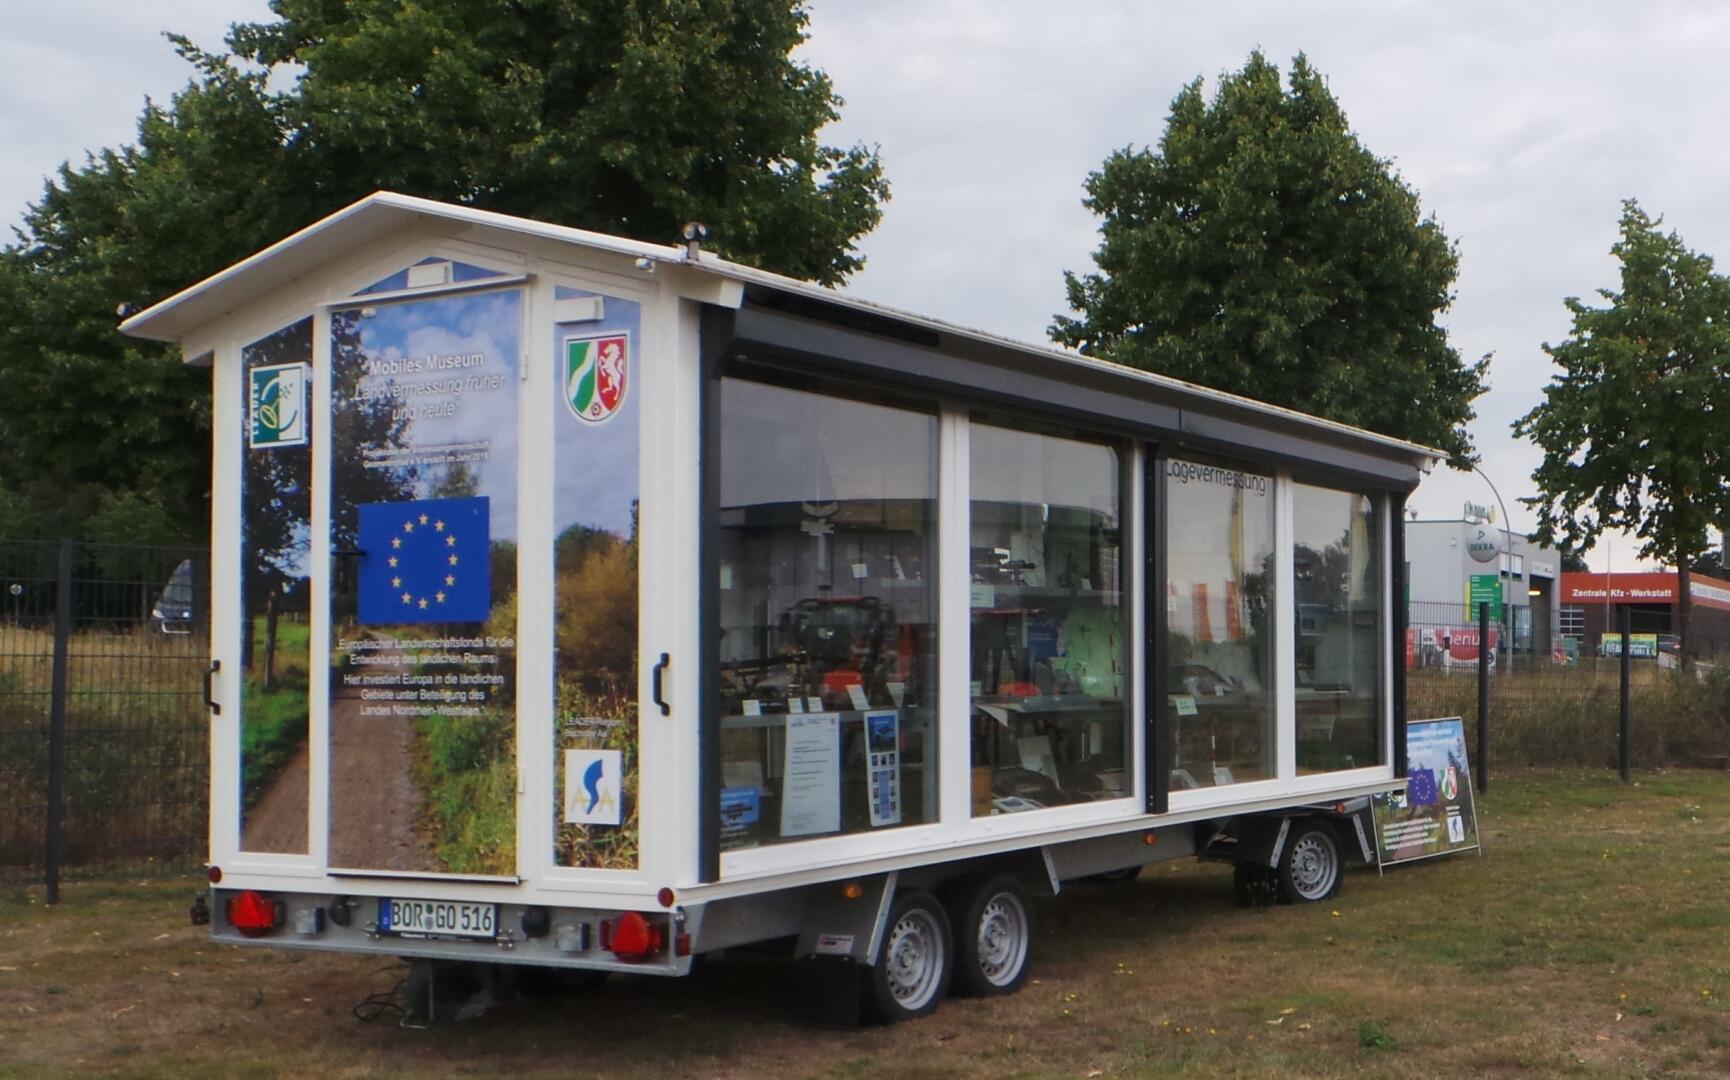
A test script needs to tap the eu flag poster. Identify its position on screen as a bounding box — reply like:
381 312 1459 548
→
1372 717 1482 866
358 496 491 624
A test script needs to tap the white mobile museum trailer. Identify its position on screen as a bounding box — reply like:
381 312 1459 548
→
122 193 1439 1025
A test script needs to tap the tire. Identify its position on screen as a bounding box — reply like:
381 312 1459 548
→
949 875 1035 997
1233 862 1275 908
1277 821 1342 904
864 889 952 1022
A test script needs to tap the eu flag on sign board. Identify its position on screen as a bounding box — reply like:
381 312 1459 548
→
1407 767 1439 807
357 496 490 624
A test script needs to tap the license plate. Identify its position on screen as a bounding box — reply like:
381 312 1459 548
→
377 898 498 939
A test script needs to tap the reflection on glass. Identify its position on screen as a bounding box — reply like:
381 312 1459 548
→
716 379 937 850
552 290 640 869
326 289 521 875
239 319 313 853
1165 458 1275 790
969 424 1125 815
1292 484 1381 774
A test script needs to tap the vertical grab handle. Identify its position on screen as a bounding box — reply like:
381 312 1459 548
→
651 652 671 716
204 659 222 716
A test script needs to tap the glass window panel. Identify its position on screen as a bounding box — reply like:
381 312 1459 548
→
716 379 938 850
552 293 640 869
1292 484 1382 774
239 318 314 853
969 423 1126 815
1164 457 1276 790
326 290 521 875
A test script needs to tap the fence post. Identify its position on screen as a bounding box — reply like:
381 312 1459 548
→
45 538 72 904
1477 600 1489 794
1619 605 1632 783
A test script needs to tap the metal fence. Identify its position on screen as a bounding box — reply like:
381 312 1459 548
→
0 540 210 894
1406 599 1730 778
1409 599 1685 668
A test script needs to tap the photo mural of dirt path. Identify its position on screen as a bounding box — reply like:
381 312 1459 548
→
328 642 435 872
241 743 309 853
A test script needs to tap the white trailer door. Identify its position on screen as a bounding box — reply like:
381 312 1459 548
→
323 285 526 877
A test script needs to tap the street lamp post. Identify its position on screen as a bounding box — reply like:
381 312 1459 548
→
1473 465 1514 671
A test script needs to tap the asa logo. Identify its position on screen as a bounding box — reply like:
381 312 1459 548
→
564 333 629 423
563 748 622 826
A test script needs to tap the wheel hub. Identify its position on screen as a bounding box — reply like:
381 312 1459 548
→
974 893 1028 985
1290 835 1336 898
886 912 942 1007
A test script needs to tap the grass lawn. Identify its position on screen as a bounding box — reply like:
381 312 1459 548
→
1 768 1728 1078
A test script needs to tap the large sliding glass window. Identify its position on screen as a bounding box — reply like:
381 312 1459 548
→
969 423 1127 814
716 378 938 850
1165 457 1276 789
1292 483 1382 773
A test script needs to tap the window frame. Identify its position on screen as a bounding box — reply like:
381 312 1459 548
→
709 368 949 873
963 414 1137 819
704 360 1395 883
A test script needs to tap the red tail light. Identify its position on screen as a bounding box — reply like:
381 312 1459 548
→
226 890 284 937
600 911 663 962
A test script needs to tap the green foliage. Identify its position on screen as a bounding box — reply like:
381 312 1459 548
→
553 682 640 870
239 615 310 807
228 0 885 284
80 489 191 547
0 45 282 531
0 0 886 535
415 710 516 875
1052 52 1487 463
555 528 637 696
240 671 310 808
1356 1020 1397 1052
1409 664 1730 769
0 482 27 539
1515 201 1730 660
1516 200 1730 563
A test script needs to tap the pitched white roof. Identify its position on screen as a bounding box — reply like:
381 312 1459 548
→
120 191 1445 466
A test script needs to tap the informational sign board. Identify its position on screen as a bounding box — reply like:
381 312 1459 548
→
1466 574 1502 610
1600 632 1658 658
1373 717 1481 866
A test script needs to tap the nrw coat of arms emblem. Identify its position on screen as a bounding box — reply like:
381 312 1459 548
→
564 333 629 423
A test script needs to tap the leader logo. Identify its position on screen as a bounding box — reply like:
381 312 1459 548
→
249 363 309 448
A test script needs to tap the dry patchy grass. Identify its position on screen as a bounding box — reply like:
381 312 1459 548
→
3 768 1730 1078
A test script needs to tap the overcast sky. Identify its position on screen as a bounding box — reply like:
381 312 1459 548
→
7 2 1729 572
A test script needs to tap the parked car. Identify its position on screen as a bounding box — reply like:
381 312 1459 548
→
151 560 196 634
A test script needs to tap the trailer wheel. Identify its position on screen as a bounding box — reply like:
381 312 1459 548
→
1277 821 1342 903
1232 862 1276 907
948 874 1034 997
864 889 951 1022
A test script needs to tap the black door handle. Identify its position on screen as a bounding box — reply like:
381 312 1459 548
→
204 659 222 716
651 653 671 716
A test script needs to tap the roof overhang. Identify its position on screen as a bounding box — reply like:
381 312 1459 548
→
120 191 1447 482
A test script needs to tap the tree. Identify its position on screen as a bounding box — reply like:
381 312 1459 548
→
223 0 886 285
1514 200 1730 667
0 0 886 536
1051 52 1487 463
1688 547 1727 579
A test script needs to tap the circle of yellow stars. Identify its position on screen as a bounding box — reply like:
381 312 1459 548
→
386 512 460 610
